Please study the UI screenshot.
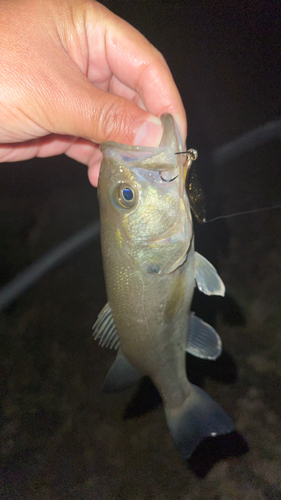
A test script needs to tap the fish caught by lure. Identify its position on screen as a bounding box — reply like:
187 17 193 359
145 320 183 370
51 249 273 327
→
93 114 234 459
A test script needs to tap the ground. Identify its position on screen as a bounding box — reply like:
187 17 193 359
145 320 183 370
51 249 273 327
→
0 1 281 499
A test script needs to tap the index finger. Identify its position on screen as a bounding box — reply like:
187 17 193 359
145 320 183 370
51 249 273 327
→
86 2 187 143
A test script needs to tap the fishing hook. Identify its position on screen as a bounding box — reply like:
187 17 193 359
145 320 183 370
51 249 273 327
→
161 149 198 182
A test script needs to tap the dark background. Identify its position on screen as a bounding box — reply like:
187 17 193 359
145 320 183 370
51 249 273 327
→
1 1 281 499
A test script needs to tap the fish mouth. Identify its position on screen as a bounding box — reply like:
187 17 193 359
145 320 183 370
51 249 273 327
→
100 114 189 183
100 142 178 173
159 115 198 186
158 114 183 182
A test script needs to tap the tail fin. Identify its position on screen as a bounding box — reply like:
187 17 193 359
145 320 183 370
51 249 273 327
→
165 384 234 459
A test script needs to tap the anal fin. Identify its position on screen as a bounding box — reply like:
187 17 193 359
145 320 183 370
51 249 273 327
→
102 349 143 393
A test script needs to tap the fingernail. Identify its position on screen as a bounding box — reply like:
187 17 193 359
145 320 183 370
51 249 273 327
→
134 116 163 147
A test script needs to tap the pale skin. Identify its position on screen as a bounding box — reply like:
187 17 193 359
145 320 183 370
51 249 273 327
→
0 0 186 187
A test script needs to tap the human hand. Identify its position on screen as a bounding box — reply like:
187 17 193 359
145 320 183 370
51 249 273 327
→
0 0 186 186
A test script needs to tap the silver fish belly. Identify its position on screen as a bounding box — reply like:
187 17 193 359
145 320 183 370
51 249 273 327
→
94 114 234 458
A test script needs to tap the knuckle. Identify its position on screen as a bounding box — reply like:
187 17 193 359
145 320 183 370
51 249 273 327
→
95 96 133 142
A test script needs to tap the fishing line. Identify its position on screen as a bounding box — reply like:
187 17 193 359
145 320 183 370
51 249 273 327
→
175 117 281 223
176 150 281 222
205 204 281 223
0 120 280 310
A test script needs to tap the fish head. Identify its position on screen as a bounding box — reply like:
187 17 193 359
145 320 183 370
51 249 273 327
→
98 114 193 275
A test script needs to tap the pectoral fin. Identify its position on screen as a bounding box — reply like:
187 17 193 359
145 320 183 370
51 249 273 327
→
195 252 225 296
186 313 222 360
93 302 120 350
102 349 143 392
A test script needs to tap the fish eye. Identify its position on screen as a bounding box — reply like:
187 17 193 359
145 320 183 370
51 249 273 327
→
115 183 136 209
123 187 133 201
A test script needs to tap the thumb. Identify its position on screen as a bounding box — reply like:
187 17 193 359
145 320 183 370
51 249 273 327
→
43 68 164 148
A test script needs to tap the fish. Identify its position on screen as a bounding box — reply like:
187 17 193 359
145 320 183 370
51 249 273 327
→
93 114 234 459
